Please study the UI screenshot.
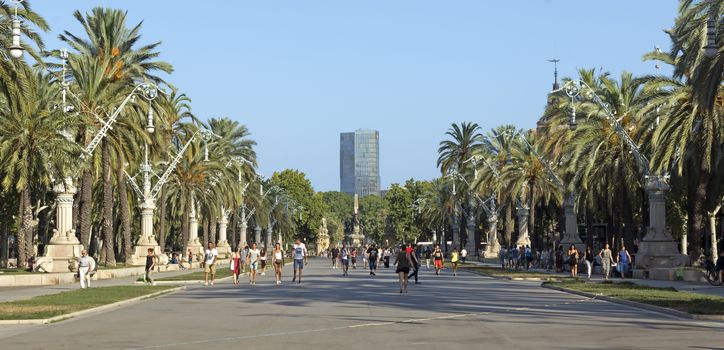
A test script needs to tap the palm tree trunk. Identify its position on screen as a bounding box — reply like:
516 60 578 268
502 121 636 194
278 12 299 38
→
528 184 536 246
101 140 116 266
504 201 513 247
16 187 29 269
78 168 93 250
210 214 217 245
690 155 711 258
202 216 209 247
158 186 167 252
230 211 238 250
117 163 132 264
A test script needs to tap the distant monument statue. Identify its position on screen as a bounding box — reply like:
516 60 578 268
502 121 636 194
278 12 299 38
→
350 194 364 247
316 217 330 255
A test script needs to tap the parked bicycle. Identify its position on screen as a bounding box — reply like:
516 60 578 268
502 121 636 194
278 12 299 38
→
703 255 723 286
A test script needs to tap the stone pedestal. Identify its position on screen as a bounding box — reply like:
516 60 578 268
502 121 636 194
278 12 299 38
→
560 194 585 251
130 201 161 265
36 178 84 273
265 225 273 249
515 206 531 248
216 213 231 258
186 207 204 259
239 221 248 248
316 220 330 256
482 216 501 258
350 224 363 247
254 225 262 246
636 177 688 270
464 198 477 255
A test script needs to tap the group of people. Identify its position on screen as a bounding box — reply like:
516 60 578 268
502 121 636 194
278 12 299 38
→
226 239 309 285
498 243 635 280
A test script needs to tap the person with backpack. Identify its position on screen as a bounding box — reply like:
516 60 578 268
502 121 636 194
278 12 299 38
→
340 244 350 276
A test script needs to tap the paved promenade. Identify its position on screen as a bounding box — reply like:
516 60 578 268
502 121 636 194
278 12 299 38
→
2 258 724 349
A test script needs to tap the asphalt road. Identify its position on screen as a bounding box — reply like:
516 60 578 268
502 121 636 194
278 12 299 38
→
2 258 724 350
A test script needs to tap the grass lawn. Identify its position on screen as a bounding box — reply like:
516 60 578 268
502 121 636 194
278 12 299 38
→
151 267 234 282
545 280 724 315
0 285 177 320
0 268 33 275
462 265 568 280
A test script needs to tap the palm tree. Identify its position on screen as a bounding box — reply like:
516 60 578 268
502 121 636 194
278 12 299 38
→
481 125 521 246
58 7 172 264
0 68 79 268
638 0 724 256
500 131 562 247
437 122 484 249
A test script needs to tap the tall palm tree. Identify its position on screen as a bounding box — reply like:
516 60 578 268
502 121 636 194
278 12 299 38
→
0 68 79 268
58 7 172 264
638 0 724 256
437 122 484 249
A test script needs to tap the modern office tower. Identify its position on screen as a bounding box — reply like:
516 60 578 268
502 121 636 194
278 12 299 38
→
340 129 380 197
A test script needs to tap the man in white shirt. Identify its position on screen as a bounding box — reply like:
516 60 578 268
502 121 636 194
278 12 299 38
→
460 248 468 264
77 249 95 289
204 242 219 286
291 239 307 284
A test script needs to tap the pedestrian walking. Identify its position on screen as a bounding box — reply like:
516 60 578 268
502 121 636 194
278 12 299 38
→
260 247 267 276
204 242 218 286
231 247 241 284
340 244 350 276
362 245 368 269
367 243 379 276
567 245 579 278
424 246 432 269
383 248 391 268
351 247 357 269
144 248 156 286
78 249 95 289
248 243 261 285
584 246 594 279
394 244 412 293
291 239 307 283
555 245 564 272
186 249 193 270
525 246 533 270
617 245 632 279
499 247 507 269
510 246 519 270
408 244 421 284
598 243 614 280
433 245 444 275
331 246 340 269
460 247 468 264
240 245 248 273
272 242 284 285
451 247 459 276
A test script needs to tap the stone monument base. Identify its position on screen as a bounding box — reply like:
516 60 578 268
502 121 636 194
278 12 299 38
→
636 227 689 270
35 243 84 273
216 241 231 259
481 242 501 258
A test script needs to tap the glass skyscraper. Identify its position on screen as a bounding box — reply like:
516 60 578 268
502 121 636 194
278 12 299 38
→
340 129 380 197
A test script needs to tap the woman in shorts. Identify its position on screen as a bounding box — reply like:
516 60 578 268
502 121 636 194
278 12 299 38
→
260 247 267 276
272 243 284 285
433 245 444 275
394 244 412 293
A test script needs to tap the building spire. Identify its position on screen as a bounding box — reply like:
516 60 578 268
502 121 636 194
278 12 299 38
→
547 58 560 91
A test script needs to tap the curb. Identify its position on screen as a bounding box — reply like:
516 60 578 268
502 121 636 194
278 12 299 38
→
542 284 724 321
136 275 235 285
0 285 186 325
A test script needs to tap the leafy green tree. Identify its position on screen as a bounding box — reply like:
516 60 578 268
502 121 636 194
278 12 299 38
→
385 184 418 243
359 194 387 243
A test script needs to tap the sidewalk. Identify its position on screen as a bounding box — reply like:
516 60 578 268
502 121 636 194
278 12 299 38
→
466 259 724 298
0 267 200 303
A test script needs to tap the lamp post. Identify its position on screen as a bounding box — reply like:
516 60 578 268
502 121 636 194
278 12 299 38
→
125 128 219 264
561 79 687 271
704 1 720 58
7 0 23 59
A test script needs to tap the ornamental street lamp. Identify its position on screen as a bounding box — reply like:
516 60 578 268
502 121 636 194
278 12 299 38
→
7 0 23 59
704 1 720 58
560 79 687 269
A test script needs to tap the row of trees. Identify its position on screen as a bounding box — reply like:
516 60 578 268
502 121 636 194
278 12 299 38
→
431 0 723 258
0 3 303 269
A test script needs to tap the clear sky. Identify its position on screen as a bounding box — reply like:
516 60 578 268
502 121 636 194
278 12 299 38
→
32 0 679 192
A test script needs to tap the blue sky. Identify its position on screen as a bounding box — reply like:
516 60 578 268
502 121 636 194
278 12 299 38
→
32 0 678 192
